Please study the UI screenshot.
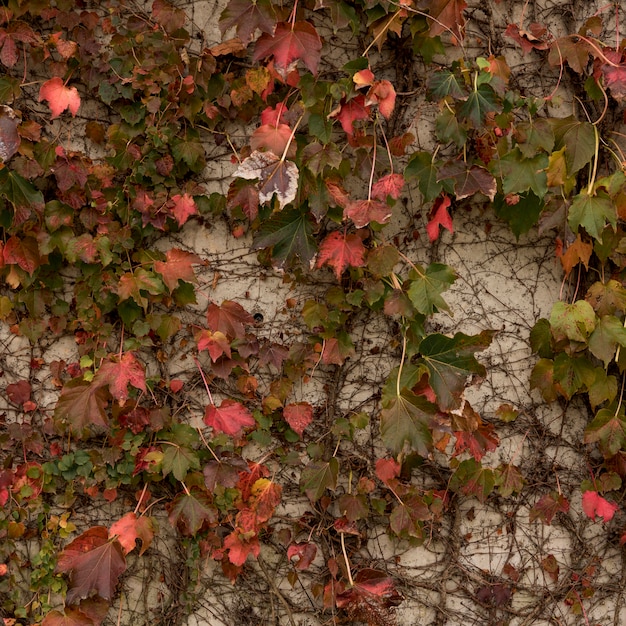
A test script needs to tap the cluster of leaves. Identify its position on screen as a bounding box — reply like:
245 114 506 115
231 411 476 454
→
1 0 626 624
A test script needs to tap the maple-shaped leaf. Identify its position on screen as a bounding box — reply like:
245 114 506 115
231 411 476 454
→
330 94 371 136
529 491 570 524
93 352 146 406
371 173 405 201
6 379 31 406
316 230 366 280
560 234 592 276
344 198 392 229
426 0 467 42
601 49 626 100
206 300 253 339
154 248 202 291
203 455 248 491
496 148 548 198
227 178 260 220
0 105 19 162
167 488 218 535
426 196 454 242
459 83 498 127
389 496 429 539
504 23 551 54
568 190 617 241
586 280 626 317
253 21 322 79
549 300 595 344
250 123 293 156
375 458 401 485
235 150 299 210
380 389 435 456
223 528 261 566
0 168 44 217
54 379 109 434
584 408 626 457
204 399 255 437
170 193 198 226
109 512 154 556
252 205 316 266
38 77 80 119
152 0 186 34
42 598 109 626
219 0 276 43
287 542 317 570
300 457 339 501
117 268 165 309
548 36 593 74
454 421 499 461
196 329 231 361
249 477 282 522
405 151 443 202
588 315 626 367
450 458 496 503
321 332 355 365
437 162 497 201
551 117 595 176
418 331 494 411
162 444 201 481
495 463 524 498
582 490 618 523
283 402 313 436
56 526 126 605
407 262 456 315
3 235 41 275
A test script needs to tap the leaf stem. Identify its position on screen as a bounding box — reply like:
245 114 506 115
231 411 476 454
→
340 532 354 587
193 356 214 405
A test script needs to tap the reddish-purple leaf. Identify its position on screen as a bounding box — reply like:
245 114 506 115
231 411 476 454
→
0 105 19 162
287 542 317 570
206 300 254 339
227 178 260 220
56 527 126 605
253 22 322 79
316 230 366 279
331 95 371 136
54 378 109 434
152 0 186 33
219 0 276 44
529 492 570 525
204 399 255 436
6 380 31 406
375 458 401 485
3 236 41 275
94 352 146 406
283 402 313 436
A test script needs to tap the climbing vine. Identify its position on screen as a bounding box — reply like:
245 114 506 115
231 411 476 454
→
1 0 626 624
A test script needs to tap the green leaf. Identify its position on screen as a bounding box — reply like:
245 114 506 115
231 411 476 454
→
171 137 206 172
434 108 467 147
552 352 596 399
495 463 524 497
418 330 494 410
380 389 435 456
300 458 339 501
530 318 553 358
584 408 626 457
514 118 555 158
252 206 316 267
406 263 456 316
162 445 200 481
427 69 466 99
549 300 596 343
588 316 626 367
568 191 616 241
530 358 558 402
496 148 548 198
588 369 618 409
493 191 544 238
459 83 498 127
450 458 495 503
551 116 596 176
0 167 44 215
405 152 442 202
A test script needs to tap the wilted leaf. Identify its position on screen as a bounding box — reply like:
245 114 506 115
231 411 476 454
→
152 0 186 33
437 162 497 201
330 94 371 136
344 198 392 229
586 280 626 317
287 542 317 570
56 527 126 605
504 23 550 54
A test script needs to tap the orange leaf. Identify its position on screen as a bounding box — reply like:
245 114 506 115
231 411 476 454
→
38 77 80 119
316 231 366 279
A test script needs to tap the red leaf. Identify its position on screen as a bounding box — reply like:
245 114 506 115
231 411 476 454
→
283 402 314 436
219 0 276 44
170 193 198 226
366 80 396 118
3 235 41 275
206 300 254 339
427 0 467 43
331 95 371 136
109 512 154 556
227 178 259 220
253 22 322 80
504 23 551 54
54 379 109 433
204 399 255 436
426 195 454 242
454 423 499 461
0 105 20 162
250 123 293 156
6 380 31 405
582 490 619 523
375 458 401 485
529 492 570 525
287 542 317 570
249 477 282 522
316 230 366 279
336 569 403 621
152 0 186 33
56 527 126 605
344 199 392 229
371 173 405 201
154 248 202 291
196 329 231 362
600 49 626 101
38 77 80 119
94 352 146 406
223 528 261 566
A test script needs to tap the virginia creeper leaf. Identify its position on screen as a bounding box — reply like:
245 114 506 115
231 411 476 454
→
407 263 456 315
582 490 618 522
568 191 616 241
459 84 498 127
38 77 80 119
300 457 339 501
204 399 256 437
588 316 626 367
54 379 109 434
426 0 467 42
586 280 626 317
316 230 366 279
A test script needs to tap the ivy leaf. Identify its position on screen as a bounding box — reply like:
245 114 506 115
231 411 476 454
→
529 492 570 524
253 22 322 79
549 300 596 343
93 352 146 406
459 84 498 127
380 389 435 456
418 331 494 411
252 205 316 266
589 316 626 367
235 150 299 210
495 463 524 498
249 477 282 522
405 151 442 202
154 248 202 292
336 569 403 619
586 280 626 317
582 490 618 523
496 148 548 198
287 542 317 570
514 117 554 158
151 0 186 34
54 379 109 434
167 488 218 536
568 191 616 241
560 234 592 276
407 263 456 315
38 77 80 119
162 444 200 481
316 230 366 279
426 196 454 242
552 353 596 399
504 23 551 55
56 527 126 605
427 69 466 99
109 512 154 556
493 191 544 238
283 402 314 436
300 457 339 501
426 0 467 42
584 408 626 457
434 108 467 147
170 193 198 226
204 399 256 437
206 300 253 339
344 198 392 228
551 117 595 176
223 528 260 566
219 0 276 43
